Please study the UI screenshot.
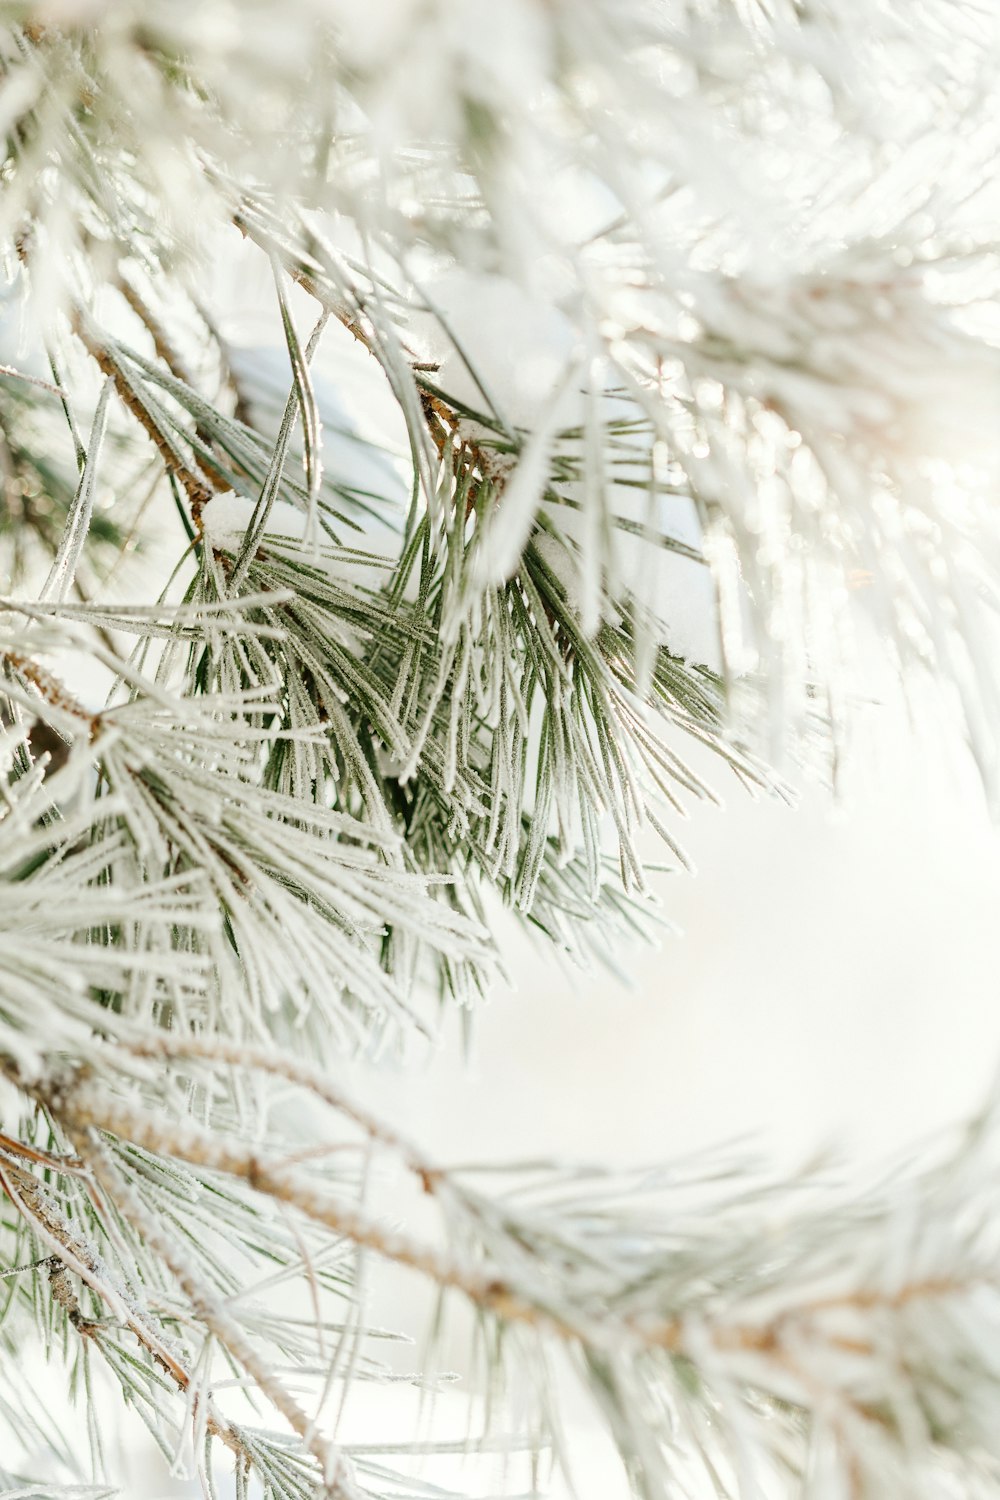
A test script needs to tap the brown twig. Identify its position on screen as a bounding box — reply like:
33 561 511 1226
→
79 1125 362 1500
35 1062 996 1390
0 1128 85 1175
115 276 199 393
231 205 509 512
0 1151 285 1474
2 647 99 735
71 314 217 532
115 273 232 492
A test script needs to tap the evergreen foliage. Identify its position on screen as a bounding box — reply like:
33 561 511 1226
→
0 3 999 1496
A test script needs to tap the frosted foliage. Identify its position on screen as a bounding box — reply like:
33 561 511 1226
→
0 3 999 1500
224 344 408 512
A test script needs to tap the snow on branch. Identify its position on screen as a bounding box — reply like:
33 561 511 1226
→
0 1 998 1496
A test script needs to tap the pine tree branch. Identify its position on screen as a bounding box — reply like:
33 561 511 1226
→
113 271 232 488
0 1146 344 1493
0 1154 183 1369
0 1130 85 1175
70 314 218 529
76 1128 364 1500
2 6 1000 1495
231 201 510 504
34 1059 999 1387
112 1032 443 1192
1 649 98 735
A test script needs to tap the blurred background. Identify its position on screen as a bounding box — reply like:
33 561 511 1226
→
359 710 1000 1179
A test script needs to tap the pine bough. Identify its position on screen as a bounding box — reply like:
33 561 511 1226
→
0 3 999 1497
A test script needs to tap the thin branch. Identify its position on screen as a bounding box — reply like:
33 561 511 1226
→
115 271 232 490
46 1074 579 1341
70 314 217 530
1 648 99 734
0 1129 86 1176
0 1151 308 1483
114 1032 442 1191
78 1127 363 1500
0 362 67 399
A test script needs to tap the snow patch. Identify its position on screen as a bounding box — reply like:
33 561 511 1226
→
412 270 581 432
201 491 308 549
